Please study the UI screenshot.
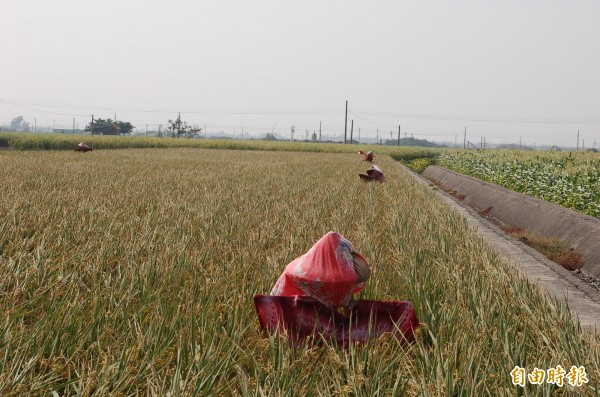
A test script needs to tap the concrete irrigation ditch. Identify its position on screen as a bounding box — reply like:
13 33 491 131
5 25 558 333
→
402 164 600 331
422 165 600 280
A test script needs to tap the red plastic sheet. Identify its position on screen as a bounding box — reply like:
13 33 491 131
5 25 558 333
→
254 295 419 346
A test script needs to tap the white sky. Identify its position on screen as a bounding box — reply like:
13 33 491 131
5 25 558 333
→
2 0 599 147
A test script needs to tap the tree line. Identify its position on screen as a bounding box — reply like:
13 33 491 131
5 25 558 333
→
4 115 202 138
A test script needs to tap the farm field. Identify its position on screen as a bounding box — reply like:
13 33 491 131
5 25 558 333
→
0 132 439 159
1 148 599 396
436 150 600 219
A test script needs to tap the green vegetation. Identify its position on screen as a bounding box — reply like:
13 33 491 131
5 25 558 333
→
0 149 598 395
389 149 440 173
0 132 443 158
84 119 135 135
0 135 10 148
437 150 600 218
383 136 444 148
164 114 202 138
8 116 31 132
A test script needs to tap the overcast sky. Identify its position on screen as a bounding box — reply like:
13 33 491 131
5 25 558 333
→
2 0 599 147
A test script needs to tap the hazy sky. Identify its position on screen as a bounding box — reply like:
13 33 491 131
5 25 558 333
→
2 0 599 147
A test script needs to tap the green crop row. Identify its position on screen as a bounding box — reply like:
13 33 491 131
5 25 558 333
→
438 150 600 218
0 132 442 159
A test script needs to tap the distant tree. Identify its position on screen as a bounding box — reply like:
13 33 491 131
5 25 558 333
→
115 121 135 135
10 116 31 132
263 133 278 141
84 118 134 135
166 114 202 138
384 137 443 148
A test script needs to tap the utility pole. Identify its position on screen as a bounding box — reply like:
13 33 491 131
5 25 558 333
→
577 130 580 150
159 124 162 138
72 118 75 134
204 124 207 139
350 120 354 144
520 137 522 149
291 125 295 141
91 114 94 135
376 129 379 144
463 127 466 149
397 125 401 146
319 121 322 141
242 126 244 140
358 128 361 144
484 136 486 150
34 118 36 133
344 100 348 144
177 112 181 137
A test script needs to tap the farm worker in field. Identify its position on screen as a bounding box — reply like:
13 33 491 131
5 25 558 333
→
357 150 374 161
75 142 92 152
270 232 370 307
359 165 385 182
256 232 419 345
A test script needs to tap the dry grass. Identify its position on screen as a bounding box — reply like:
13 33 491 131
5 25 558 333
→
0 148 599 396
501 227 585 271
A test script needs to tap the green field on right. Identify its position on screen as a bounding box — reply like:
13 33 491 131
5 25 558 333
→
436 149 600 219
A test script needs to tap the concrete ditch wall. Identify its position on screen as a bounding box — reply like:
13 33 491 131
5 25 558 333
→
422 165 600 279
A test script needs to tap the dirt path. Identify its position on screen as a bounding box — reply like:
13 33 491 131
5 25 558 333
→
401 163 600 332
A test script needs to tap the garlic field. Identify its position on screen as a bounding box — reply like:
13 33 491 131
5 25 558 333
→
0 148 598 396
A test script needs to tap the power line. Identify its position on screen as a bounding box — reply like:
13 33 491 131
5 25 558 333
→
351 108 600 124
5 97 600 124
2 98 342 116
4 101 91 117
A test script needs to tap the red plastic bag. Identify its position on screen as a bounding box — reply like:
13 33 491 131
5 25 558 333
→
270 232 365 307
